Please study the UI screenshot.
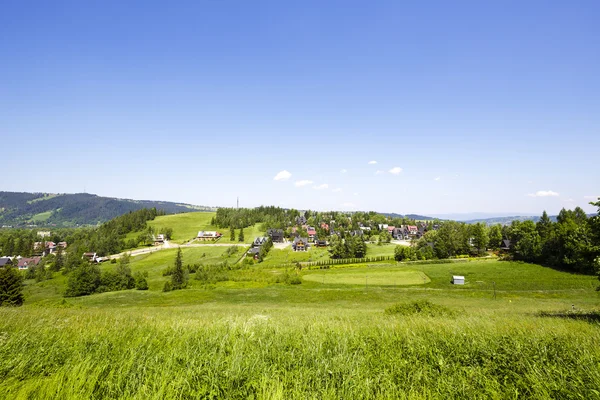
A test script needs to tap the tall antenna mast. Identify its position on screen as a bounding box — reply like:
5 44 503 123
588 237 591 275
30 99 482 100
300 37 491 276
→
237 197 239 209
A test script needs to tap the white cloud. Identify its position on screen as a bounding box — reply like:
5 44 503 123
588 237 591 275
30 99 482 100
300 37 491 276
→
332 188 342 193
527 190 559 197
295 180 313 187
584 195 599 200
340 169 347 173
368 160 377 165
389 167 403 175
434 177 441 181
313 183 329 190
353 192 359 196
375 170 385 175
273 170 291 181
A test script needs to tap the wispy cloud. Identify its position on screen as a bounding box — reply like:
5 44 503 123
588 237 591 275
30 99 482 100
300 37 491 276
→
340 169 347 173
527 190 559 197
584 195 599 200
313 183 329 190
295 180 313 187
368 160 377 165
332 188 342 193
273 170 291 181
389 167 403 175
434 177 441 181
375 170 385 175
353 192 359 196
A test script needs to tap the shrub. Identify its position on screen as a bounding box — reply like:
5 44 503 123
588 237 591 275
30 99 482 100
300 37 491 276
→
64 264 101 297
385 300 456 317
162 281 172 292
289 276 302 285
134 272 149 290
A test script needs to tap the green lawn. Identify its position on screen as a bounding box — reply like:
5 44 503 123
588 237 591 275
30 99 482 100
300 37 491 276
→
365 242 396 257
259 247 330 268
304 266 430 286
4 259 600 398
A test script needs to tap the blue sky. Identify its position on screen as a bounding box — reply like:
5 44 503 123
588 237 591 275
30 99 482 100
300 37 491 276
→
1 1 599 215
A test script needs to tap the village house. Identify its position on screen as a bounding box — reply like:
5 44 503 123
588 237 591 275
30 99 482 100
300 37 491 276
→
18 257 42 270
392 227 407 240
407 225 418 237
500 239 512 251
153 234 165 246
315 238 328 247
292 237 309 252
296 215 307 225
307 227 317 242
0 257 13 267
82 252 98 263
197 231 222 241
267 229 284 243
253 237 269 247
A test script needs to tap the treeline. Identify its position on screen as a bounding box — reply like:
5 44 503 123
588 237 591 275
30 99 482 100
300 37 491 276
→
214 206 301 229
329 235 367 259
505 206 599 274
408 202 600 274
0 208 165 258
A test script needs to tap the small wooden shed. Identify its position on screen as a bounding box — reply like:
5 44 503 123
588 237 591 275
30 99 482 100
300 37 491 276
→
452 275 465 285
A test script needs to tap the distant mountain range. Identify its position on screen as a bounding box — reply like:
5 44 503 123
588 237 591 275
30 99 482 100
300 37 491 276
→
0 191 215 227
381 213 438 221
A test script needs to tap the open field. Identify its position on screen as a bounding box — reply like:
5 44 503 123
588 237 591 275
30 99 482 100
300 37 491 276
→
124 212 265 245
2 259 600 398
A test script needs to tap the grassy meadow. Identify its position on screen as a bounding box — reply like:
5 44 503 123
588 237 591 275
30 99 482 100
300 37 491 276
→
2 246 600 398
124 211 265 245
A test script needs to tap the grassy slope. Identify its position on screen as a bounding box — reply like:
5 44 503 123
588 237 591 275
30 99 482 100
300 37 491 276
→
3 259 600 398
125 212 264 245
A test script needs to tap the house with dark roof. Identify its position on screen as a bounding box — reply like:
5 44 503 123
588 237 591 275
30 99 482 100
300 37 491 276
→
0 257 13 267
253 237 269 247
296 216 307 225
247 247 260 259
316 239 328 247
267 229 284 243
392 227 407 240
292 237 309 252
82 252 98 263
500 239 512 251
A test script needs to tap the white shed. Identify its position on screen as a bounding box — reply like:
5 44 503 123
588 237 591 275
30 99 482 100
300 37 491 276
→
452 275 465 285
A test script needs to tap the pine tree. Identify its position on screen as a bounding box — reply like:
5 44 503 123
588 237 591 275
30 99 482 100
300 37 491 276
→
171 248 188 290
0 266 24 306
238 228 245 242
230 226 235 241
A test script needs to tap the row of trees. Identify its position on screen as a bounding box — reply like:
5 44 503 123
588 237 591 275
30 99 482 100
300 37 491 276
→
328 235 367 259
64 254 148 297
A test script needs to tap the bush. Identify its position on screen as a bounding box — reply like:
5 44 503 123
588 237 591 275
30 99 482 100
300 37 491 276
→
64 264 101 297
385 300 456 317
110 258 117 264
162 281 172 292
289 276 302 285
134 272 149 290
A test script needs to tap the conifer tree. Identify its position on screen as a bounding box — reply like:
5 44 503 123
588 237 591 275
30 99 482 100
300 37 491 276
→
171 247 188 290
238 228 245 242
0 266 24 306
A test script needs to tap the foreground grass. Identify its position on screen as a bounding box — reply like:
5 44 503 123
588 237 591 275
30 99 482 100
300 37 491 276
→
4 259 599 398
1 305 599 399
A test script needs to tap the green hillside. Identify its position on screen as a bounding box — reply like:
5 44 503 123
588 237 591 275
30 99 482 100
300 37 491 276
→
128 211 265 245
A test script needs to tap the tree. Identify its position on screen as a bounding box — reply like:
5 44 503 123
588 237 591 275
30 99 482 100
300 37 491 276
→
170 248 188 290
470 223 489 254
64 263 101 297
50 246 64 272
0 266 24 306
230 226 235 241
488 224 503 250
378 230 392 245
238 228 245 242
536 211 553 241
352 235 367 258
134 271 149 290
328 235 347 259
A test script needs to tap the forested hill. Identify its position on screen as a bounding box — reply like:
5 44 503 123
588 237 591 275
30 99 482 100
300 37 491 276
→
0 192 214 227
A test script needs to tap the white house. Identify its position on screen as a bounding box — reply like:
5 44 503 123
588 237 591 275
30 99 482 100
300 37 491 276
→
452 276 465 285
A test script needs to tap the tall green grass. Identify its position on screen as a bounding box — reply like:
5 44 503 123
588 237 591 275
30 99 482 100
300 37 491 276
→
1 307 599 399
